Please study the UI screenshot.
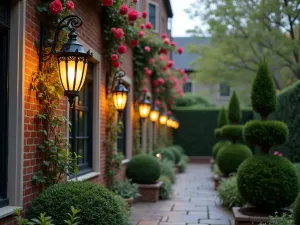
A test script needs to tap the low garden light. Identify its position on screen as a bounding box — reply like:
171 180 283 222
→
139 93 151 120
159 111 168 125
156 153 162 161
149 104 160 123
111 71 129 112
39 15 93 107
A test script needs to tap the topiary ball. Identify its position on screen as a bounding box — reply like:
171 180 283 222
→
214 128 222 138
126 154 161 184
243 120 289 151
212 141 230 159
169 147 182 164
221 125 244 141
293 193 300 224
216 143 252 176
237 155 299 211
26 181 131 225
152 148 175 163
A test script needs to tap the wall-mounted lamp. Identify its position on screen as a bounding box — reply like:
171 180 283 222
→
167 116 175 128
39 15 93 107
172 118 179 129
139 93 151 120
159 111 168 125
149 104 160 123
107 70 129 113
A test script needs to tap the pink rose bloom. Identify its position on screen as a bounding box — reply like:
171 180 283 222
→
144 46 151 52
139 31 145 38
131 39 139 47
111 27 116 33
119 4 128 15
102 0 114 6
117 45 127 54
279 153 283 157
155 100 161 106
171 41 176 47
145 22 152 29
155 88 160 93
145 69 152 76
167 111 171 116
178 47 183 54
274 151 279 155
111 54 118 61
180 69 185 74
128 10 139 21
50 0 63 15
159 55 164 61
157 78 165 85
164 38 170 44
167 60 174 68
112 60 120 68
113 28 124 39
140 24 145 29
143 87 148 93
66 0 74 10
133 0 138 3
162 33 168 39
149 58 155 64
141 11 147 18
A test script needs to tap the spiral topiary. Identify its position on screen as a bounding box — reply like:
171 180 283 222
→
237 155 299 211
26 181 131 225
212 141 230 159
216 143 252 175
221 125 244 141
126 154 161 184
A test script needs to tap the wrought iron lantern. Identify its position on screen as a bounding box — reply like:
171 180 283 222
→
139 93 151 120
167 116 175 128
172 118 179 129
149 104 160 123
111 70 129 112
39 15 93 106
159 111 168 125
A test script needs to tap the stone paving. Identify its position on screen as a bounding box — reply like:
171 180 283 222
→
131 163 234 225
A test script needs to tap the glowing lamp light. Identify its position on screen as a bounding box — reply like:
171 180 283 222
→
139 94 151 119
172 119 179 129
112 79 129 112
159 112 168 125
149 105 160 123
156 153 162 161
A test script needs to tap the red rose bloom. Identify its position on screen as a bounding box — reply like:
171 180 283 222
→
178 47 183 54
171 41 176 47
111 54 118 61
113 28 124 39
102 0 114 6
119 4 128 15
131 39 139 47
145 22 152 29
139 31 145 38
143 87 148 93
133 0 138 3
149 58 155 64
111 27 116 33
112 60 120 68
66 0 74 10
155 100 161 106
128 10 139 21
50 0 63 15
167 60 174 68
144 46 151 52
140 24 145 29
141 11 147 19
162 33 167 39
117 45 127 54
164 38 170 44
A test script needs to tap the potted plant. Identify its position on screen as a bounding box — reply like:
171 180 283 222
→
112 179 140 207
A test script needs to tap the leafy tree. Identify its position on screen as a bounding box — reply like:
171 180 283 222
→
186 0 300 94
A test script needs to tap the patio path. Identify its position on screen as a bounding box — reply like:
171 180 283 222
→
131 163 234 225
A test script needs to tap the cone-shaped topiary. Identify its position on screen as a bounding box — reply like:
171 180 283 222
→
218 107 229 128
26 181 131 225
212 141 230 159
237 155 299 211
216 143 252 175
126 154 161 184
251 61 277 119
228 91 241 123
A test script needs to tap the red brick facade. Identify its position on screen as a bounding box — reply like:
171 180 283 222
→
0 0 172 224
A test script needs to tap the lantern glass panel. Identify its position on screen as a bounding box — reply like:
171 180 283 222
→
113 92 127 111
167 119 173 127
160 115 168 125
139 104 151 118
150 110 159 122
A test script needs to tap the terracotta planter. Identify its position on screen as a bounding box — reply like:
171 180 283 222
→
213 174 224 190
232 207 292 225
124 197 134 207
137 181 163 202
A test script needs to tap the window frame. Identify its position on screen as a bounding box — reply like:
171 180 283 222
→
147 1 159 33
219 82 231 97
183 82 193 93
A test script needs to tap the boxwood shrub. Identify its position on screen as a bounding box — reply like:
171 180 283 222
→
221 125 244 141
212 141 230 159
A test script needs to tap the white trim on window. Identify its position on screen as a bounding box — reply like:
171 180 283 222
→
66 38 102 180
147 1 159 33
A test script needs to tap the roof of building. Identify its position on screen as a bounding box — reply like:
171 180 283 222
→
172 37 210 71
165 0 173 18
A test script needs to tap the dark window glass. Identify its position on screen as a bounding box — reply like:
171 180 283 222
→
183 82 192 93
220 82 231 97
0 0 9 208
148 3 156 30
69 64 93 175
117 105 127 157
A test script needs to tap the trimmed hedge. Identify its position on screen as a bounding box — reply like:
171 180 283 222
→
173 108 253 156
269 81 300 162
216 143 252 175
237 155 299 211
126 154 161 184
26 182 131 225
243 120 289 149
175 93 213 107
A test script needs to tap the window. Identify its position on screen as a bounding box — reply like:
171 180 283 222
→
69 64 93 175
220 82 231 97
0 0 9 208
183 82 192 93
148 2 158 31
117 104 127 157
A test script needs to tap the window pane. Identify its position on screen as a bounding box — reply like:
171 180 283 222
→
220 82 231 96
183 82 192 93
149 4 156 30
